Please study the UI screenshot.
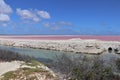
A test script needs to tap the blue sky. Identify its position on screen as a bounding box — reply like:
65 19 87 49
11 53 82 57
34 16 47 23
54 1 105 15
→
0 0 120 35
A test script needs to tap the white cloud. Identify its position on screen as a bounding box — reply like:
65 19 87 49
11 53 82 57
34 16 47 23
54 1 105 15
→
0 13 10 22
2 23 7 27
43 23 50 27
16 8 34 19
33 17 40 22
17 9 51 23
0 0 12 14
16 8 45 22
59 21 72 26
0 0 12 23
43 21 72 30
37 11 50 19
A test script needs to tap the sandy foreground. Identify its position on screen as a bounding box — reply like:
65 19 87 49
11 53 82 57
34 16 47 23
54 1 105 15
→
0 61 21 76
0 38 120 54
0 61 57 80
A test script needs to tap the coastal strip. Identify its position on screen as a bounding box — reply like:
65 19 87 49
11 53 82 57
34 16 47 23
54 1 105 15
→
0 38 120 54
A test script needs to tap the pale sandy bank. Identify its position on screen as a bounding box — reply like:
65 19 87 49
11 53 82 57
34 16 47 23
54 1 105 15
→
0 61 21 76
0 38 120 54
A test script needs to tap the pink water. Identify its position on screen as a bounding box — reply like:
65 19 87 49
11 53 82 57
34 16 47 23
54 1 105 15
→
0 35 120 41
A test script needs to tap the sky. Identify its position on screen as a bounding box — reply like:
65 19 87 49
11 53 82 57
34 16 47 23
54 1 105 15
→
0 0 120 35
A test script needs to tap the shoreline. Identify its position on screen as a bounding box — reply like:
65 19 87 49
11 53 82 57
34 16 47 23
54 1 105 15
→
0 38 120 54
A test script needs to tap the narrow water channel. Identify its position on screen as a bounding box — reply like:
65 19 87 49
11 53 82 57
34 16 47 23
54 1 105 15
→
0 45 120 63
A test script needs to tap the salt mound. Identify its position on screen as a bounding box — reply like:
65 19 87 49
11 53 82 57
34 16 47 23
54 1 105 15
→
69 38 82 41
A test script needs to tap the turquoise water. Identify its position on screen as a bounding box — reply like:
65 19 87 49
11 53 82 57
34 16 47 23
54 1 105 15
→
0 45 79 62
0 45 120 63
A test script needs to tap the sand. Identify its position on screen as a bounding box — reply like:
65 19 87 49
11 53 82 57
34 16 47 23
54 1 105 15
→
0 61 21 76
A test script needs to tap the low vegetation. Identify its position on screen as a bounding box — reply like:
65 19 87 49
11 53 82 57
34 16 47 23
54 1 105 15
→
50 54 120 80
0 49 32 62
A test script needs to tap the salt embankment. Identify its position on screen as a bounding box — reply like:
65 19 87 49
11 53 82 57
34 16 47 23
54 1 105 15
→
0 38 120 54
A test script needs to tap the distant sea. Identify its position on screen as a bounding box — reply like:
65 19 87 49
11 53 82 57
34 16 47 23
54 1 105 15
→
0 35 120 41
